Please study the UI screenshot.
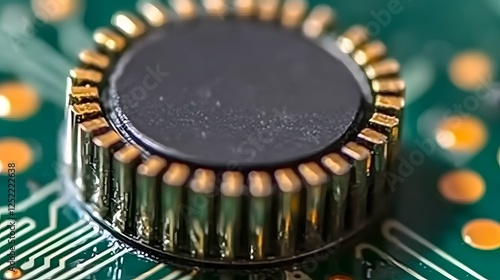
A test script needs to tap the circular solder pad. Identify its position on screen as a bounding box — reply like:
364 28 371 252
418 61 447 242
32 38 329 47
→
104 17 370 168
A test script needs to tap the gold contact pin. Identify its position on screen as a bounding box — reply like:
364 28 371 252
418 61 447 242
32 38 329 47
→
188 169 215 258
169 0 197 20
139 2 169 27
91 130 123 216
375 95 405 118
302 5 335 39
203 0 227 16
358 128 388 208
112 145 141 232
298 162 327 250
93 28 126 52
235 0 256 16
79 50 110 70
67 102 101 179
70 86 99 104
281 0 307 28
257 0 280 21
372 78 405 96
112 12 146 38
341 142 371 227
369 112 400 173
369 113 399 142
352 40 386 66
218 171 244 259
161 163 190 252
275 168 301 256
136 156 167 243
337 25 369 54
364 58 400 79
70 68 103 86
248 171 272 260
321 153 350 241
77 118 108 199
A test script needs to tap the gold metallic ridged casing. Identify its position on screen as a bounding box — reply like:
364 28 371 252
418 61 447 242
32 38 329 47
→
63 0 405 266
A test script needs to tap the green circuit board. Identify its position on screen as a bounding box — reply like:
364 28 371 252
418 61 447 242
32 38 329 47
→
1 0 500 279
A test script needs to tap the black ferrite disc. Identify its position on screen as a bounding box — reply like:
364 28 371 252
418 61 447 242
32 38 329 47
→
104 17 370 169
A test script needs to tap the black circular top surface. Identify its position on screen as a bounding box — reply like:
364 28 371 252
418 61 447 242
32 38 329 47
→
106 18 367 168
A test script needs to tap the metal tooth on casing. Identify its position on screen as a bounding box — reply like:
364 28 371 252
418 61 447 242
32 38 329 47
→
302 4 335 38
70 86 99 105
169 0 197 20
90 130 123 216
202 0 227 16
161 163 190 253
257 0 280 21
369 112 400 171
281 0 307 28
188 169 215 258
68 103 102 178
364 58 400 79
135 156 167 244
218 171 244 260
112 11 146 38
375 95 405 118
372 78 405 96
139 2 169 27
70 68 103 86
112 144 142 232
321 153 351 241
337 25 369 54
77 118 109 200
298 162 327 250
93 28 127 52
341 142 371 228
275 168 301 257
79 50 110 70
357 128 388 210
248 171 272 260
235 0 256 16
352 40 386 66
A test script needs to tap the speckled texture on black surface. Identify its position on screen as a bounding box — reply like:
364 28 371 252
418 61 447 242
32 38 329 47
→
106 18 367 167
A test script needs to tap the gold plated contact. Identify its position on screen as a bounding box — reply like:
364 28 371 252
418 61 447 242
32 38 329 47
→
257 0 280 21
93 28 126 52
321 153 350 241
169 0 197 20
375 95 405 118
136 156 167 243
112 11 147 38
70 86 99 104
218 171 245 259
341 142 371 227
299 162 327 249
337 25 369 54
281 0 307 28
161 163 190 252
352 41 386 66
235 0 256 16
112 145 142 232
248 171 272 260
302 5 335 38
79 50 110 70
139 2 169 27
364 58 400 79
275 168 301 256
372 78 406 96
70 68 103 85
203 0 227 16
188 169 216 258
